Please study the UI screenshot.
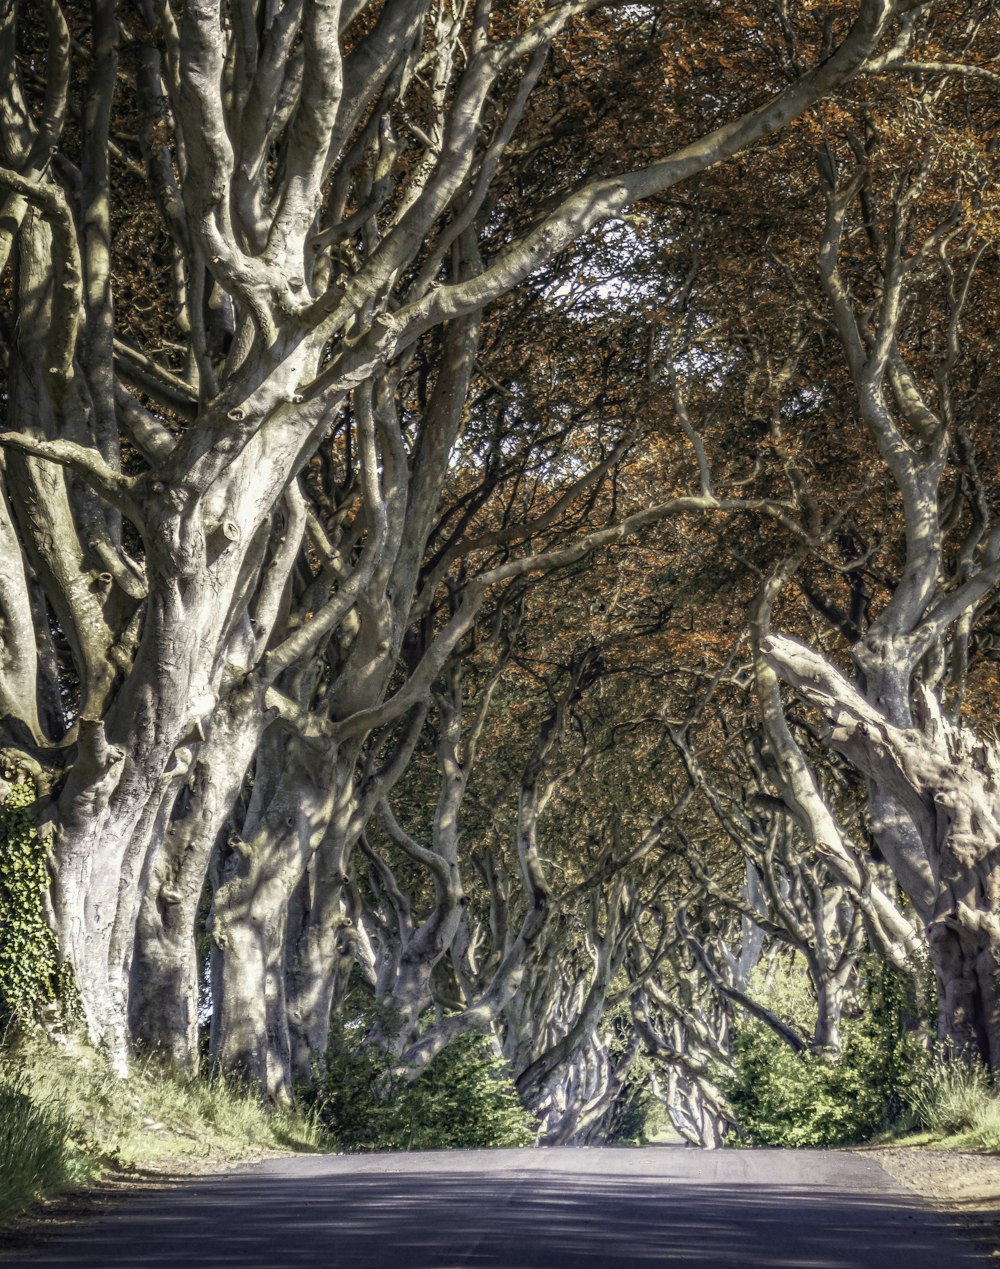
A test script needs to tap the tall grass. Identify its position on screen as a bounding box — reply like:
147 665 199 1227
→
0 1066 80 1225
909 1047 1000 1150
0 1036 328 1228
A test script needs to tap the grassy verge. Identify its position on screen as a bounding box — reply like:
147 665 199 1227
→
862 1051 1000 1153
0 1036 328 1228
909 1056 1000 1151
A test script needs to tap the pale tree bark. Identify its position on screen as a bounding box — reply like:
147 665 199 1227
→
618 883 739 1150
764 632 1000 1063
355 644 512 1056
129 678 269 1071
0 0 935 1071
630 972 734 1150
391 669 577 1070
542 1031 642 1147
513 880 635 1140
750 568 929 983
755 149 1000 1064
674 733 872 1056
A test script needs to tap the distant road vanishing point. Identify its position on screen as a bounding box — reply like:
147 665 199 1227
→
4 1145 981 1268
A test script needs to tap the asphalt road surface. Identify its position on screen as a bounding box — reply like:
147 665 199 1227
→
4 1145 981 1268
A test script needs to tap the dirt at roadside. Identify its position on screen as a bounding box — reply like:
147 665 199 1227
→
855 1146 1000 1260
0 1149 287 1259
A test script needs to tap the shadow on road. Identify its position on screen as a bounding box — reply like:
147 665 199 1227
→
7 1151 980 1268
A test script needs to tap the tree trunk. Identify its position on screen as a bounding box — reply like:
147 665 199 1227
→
812 979 845 1055
284 754 362 1079
129 683 268 1071
763 632 1000 1066
210 741 334 1102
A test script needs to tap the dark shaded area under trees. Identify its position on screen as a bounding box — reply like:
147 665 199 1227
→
0 0 998 1150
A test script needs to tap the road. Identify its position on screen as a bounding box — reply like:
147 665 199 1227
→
4 1145 980 1268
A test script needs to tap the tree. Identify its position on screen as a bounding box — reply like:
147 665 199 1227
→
0 0 920 1079
755 130 1000 1065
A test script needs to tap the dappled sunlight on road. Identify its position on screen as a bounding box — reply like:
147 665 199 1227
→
6 1147 980 1268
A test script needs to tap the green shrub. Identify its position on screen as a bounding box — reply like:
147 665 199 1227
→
724 956 927 1147
310 1024 537 1151
0 1066 76 1224
308 1022 396 1150
725 1025 917 1147
397 1032 538 1149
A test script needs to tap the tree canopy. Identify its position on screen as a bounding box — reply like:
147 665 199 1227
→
0 0 998 1144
